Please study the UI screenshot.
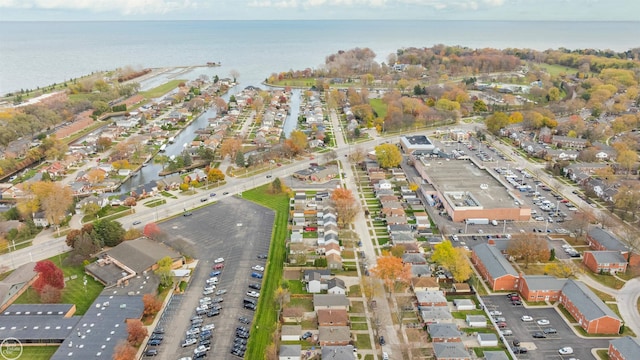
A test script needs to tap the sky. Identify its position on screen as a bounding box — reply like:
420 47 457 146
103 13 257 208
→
0 0 638 21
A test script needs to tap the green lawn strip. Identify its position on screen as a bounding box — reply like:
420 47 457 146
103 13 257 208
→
6 346 59 360
596 349 610 359
584 271 625 290
364 355 374 360
287 280 305 294
241 186 289 360
13 252 104 315
451 310 486 320
351 322 369 330
139 80 185 99
350 316 366 322
356 333 372 349
473 347 511 358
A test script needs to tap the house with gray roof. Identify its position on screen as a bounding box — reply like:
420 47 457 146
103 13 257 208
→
433 342 470 360
483 350 509 360
608 336 640 360
403 253 427 264
279 344 301 360
559 279 621 334
318 326 351 346
0 262 37 312
415 290 447 307
419 306 454 324
465 315 487 328
587 227 627 252
427 323 462 342
321 345 356 360
583 251 628 274
313 294 349 311
471 243 518 291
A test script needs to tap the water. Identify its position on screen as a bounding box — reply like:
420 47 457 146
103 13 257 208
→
1 20 639 95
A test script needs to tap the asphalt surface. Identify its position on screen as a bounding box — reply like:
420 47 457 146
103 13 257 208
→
152 196 274 360
482 295 610 360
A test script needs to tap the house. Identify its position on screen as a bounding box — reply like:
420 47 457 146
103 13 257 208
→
608 336 640 360
313 294 349 311
327 278 347 295
427 323 462 342
517 275 566 302
419 306 454 324
411 277 439 292
0 262 37 312
318 326 351 346
306 272 323 293
583 251 628 274
279 344 301 360
321 345 356 360
465 315 487 328
326 253 343 270
415 290 447 307
304 270 332 282
433 342 470 360
477 333 498 347
483 351 509 360
412 264 433 278
317 309 349 327
32 211 49 227
402 253 427 265
470 244 519 291
453 299 475 311
281 325 302 341
559 279 621 334
452 283 471 294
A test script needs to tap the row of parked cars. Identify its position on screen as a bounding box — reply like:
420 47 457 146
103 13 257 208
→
180 257 228 359
231 254 268 357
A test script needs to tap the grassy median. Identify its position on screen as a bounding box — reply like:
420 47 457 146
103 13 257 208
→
242 185 289 359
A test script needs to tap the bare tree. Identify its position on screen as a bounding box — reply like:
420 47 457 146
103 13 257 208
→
229 69 240 83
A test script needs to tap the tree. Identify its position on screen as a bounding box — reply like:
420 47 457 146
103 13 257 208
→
143 222 163 240
284 130 308 155
142 294 162 317
82 202 101 218
207 168 225 182
96 137 112 152
93 219 125 247
348 147 366 163
473 100 488 113
431 241 472 282
485 112 509 134
506 234 550 268
66 229 81 248
40 284 62 303
22 181 73 231
123 228 142 241
33 260 65 294
331 188 359 228
126 319 147 346
544 262 580 278
86 168 106 184
113 340 137 360
370 255 412 294
617 149 637 177
269 177 285 194
390 245 405 258
374 143 402 168
235 151 246 167
155 256 173 288
220 137 242 159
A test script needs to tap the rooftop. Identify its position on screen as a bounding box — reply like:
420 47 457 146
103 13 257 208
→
421 158 521 210
609 336 640 358
561 279 620 322
588 227 627 252
588 251 627 264
472 243 518 279
402 135 433 145
522 275 567 291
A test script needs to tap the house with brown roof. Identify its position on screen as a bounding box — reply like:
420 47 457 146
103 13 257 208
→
411 277 439 292
317 309 349 327
318 326 351 346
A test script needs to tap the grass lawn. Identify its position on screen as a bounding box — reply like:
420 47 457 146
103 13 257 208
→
585 271 626 290
5 346 59 360
586 285 616 302
288 280 305 294
351 322 369 330
451 310 486 320
13 253 104 315
351 300 365 313
139 80 185 99
351 316 366 322
370 98 387 119
237 185 289 360
596 349 610 359
355 333 372 350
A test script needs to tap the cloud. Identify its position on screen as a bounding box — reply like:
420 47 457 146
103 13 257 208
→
0 0 199 15
248 0 300 8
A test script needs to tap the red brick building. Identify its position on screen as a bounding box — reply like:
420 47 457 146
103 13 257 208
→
583 251 627 274
609 336 640 360
471 244 519 291
559 279 621 334
587 227 639 266
517 275 566 302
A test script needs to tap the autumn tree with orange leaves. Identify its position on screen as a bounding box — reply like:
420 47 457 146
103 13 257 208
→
142 294 162 318
331 188 359 228
113 340 137 360
370 253 412 295
126 319 147 346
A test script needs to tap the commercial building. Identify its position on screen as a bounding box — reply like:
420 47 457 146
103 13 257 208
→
399 135 436 154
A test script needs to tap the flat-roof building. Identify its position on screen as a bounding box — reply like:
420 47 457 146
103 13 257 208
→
414 156 531 222
400 135 435 154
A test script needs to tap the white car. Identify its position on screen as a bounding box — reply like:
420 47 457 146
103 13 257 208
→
246 291 260 298
489 310 502 316
181 338 197 347
452 235 459 242
537 319 550 325
559 347 574 355
521 315 533 322
252 265 265 272
206 277 219 285
203 288 214 295
201 324 215 331
214 257 225 263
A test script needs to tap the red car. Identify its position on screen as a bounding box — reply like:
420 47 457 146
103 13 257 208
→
560 199 569 203
304 226 318 232
213 263 224 270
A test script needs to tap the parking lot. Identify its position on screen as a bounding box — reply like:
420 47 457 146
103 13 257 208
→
482 295 610 360
151 196 274 360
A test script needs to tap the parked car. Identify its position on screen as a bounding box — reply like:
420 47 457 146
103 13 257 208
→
148 339 162 346
244 303 256 310
238 316 251 324
213 263 224 270
559 347 574 355
249 283 261 290
511 300 522 306
215 289 227 295
144 349 158 356
493 316 506 322
512 339 520 347
183 212 193 216
521 315 533 322
252 265 264 272
251 272 263 279
532 331 546 338
209 271 221 277
246 291 260 298
489 310 502 316
379 336 386 345
301 331 313 340
537 319 550 325
500 329 513 336
182 338 197 347
543 328 557 334
214 257 225 263
497 322 507 329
